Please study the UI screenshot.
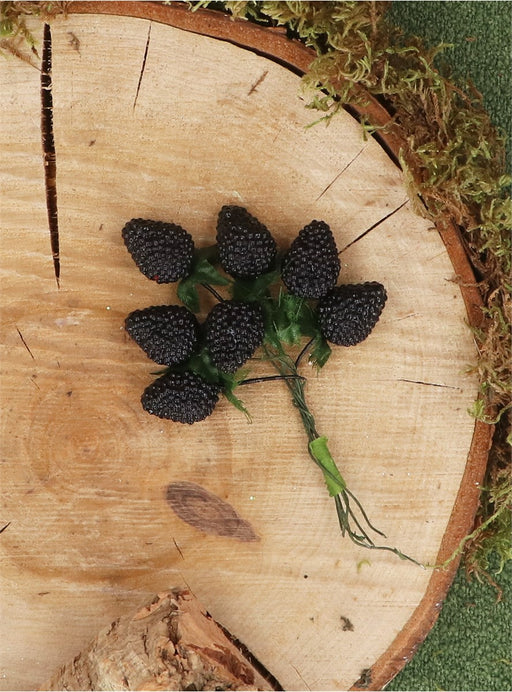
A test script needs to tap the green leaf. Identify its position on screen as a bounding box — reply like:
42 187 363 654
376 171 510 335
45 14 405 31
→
177 277 200 313
190 257 231 287
177 256 230 313
185 347 222 384
182 348 252 420
275 319 304 346
264 291 322 348
231 270 280 302
270 293 308 345
309 436 346 496
222 386 252 421
309 335 332 369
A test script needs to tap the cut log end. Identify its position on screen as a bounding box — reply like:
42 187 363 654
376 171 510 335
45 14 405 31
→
42 589 282 691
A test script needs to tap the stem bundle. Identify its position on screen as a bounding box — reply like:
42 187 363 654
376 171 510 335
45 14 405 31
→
263 343 421 565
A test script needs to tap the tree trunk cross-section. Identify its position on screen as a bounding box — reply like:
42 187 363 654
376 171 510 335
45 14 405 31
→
0 5 490 691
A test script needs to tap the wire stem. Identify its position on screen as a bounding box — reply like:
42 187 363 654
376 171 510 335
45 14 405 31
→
294 336 315 368
201 282 225 302
262 341 421 565
239 374 306 386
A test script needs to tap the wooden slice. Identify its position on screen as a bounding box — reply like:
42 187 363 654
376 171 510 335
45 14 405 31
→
0 5 490 690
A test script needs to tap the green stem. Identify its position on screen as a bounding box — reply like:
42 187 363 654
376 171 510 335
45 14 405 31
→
238 374 306 386
263 342 422 566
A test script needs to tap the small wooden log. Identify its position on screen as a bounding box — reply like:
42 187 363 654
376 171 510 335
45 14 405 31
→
43 589 281 691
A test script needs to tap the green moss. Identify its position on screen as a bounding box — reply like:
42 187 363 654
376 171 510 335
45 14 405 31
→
0 1 66 62
389 0 512 169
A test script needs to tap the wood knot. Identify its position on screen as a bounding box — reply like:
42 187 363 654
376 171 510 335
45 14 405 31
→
166 481 260 542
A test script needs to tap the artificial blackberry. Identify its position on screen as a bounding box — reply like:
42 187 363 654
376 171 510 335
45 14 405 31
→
216 205 277 279
317 282 387 346
205 300 265 373
141 371 221 424
122 218 194 283
281 220 340 298
125 305 200 366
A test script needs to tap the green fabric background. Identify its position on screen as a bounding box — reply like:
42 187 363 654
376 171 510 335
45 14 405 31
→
385 2 511 690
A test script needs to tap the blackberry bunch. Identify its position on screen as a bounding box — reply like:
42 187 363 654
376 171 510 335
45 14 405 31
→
280 218 386 347
122 214 272 424
122 207 387 424
121 207 418 564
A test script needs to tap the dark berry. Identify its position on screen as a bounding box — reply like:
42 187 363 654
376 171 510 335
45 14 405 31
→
205 300 265 373
125 305 200 366
281 220 340 298
317 282 387 346
216 205 277 279
141 371 221 424
122 218 194 283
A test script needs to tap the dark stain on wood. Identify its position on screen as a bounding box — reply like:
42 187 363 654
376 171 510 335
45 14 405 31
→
66 31 81 53
166 481 259 542
340 614 354 631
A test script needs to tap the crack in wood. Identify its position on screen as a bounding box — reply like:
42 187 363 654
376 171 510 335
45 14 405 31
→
248 69 268 95
172 536 184 560
392 312 420 322
338 199 409 254
133 22 152 111
215 621 284 691
41 23 60 286
290 664 312 691
315 146 366 202
397 378 460 390
0 522 11 535
16 327 35 360
30 377 41 391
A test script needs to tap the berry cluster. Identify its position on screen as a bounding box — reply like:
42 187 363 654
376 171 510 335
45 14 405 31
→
122 206 387 424
122 207 420 564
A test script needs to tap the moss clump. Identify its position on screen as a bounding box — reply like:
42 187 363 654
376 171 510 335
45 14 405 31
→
0 1 67 63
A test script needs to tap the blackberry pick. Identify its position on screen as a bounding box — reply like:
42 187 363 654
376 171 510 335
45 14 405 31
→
142 371 221 424
125 305 200 366
317 282 387 346
122 218 194 283
281 220 340 298
216 205 277 279
205 300 265 373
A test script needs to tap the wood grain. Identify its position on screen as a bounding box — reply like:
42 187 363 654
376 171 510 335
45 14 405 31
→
0 7 489 690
